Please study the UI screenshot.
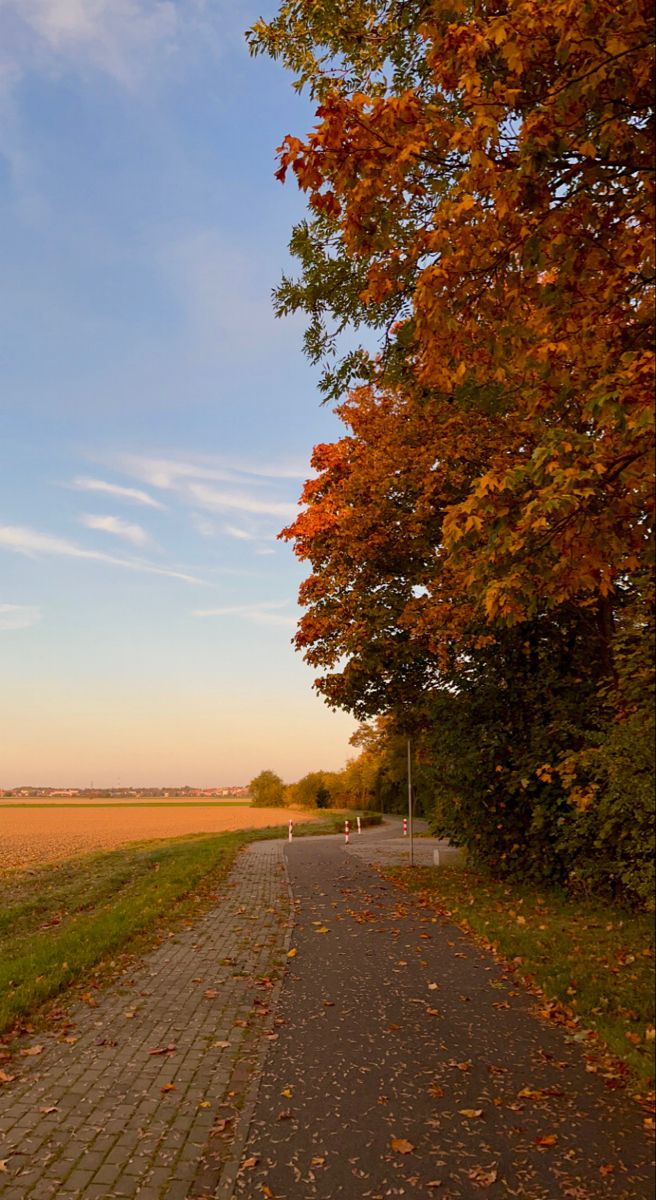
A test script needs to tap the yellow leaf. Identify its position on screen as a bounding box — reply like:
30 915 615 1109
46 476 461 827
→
390 1137 415 1154
287 948 298 958
315 926 329 934
459 1109 484 1118
281 1087 293 1098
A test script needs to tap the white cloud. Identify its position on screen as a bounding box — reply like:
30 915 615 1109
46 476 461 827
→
0 602 42 631
0 523 204 584
115 451 300 534
80 513 150 547
187 482 296 520
72 476 165 509
223 525 256 542
192 600 296 628
0 0 181 87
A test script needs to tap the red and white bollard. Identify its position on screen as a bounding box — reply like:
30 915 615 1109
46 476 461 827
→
288 819 294 842
344 819 350 844
357 816 361 834
403 817 408 836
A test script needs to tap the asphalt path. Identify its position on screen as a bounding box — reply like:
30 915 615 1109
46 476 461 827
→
231 826 654 1200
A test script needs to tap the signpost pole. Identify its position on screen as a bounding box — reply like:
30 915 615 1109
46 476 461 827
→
407 736 414 867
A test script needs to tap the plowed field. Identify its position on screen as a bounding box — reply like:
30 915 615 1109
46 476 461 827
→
0 805 308 871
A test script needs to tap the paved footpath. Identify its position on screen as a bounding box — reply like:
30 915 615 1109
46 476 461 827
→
233 825 655 1200
0 840 292 1200
0 824 654 1200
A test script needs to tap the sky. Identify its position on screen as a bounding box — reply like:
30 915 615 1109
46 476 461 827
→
0 0 358 788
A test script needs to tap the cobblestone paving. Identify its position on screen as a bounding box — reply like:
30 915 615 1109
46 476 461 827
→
0 840 291 1200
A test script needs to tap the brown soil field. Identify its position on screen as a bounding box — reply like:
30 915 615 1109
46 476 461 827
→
0 805 310 872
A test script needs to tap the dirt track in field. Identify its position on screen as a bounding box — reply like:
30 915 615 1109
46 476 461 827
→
0 804 308 871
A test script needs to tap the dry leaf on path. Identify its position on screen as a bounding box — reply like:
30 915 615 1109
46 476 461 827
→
390 1137 415 1154
459 1109 484 1118
468 1164 498 1187
287 948 298 958
160 1083 176 1093
148 1044 176 1056
534 1134 558 1148
0 1070 16 1083
20 1046 43 1057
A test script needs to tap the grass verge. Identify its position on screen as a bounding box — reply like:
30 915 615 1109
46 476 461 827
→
0 817 345 1037
384 863 655 1093
0 812 378 1036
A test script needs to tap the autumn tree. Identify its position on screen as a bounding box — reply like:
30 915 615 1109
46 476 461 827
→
249 769 285 807
253 0 655 902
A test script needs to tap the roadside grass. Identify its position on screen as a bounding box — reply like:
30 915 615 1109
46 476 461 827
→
0 812 378 1036
385 863 655 1093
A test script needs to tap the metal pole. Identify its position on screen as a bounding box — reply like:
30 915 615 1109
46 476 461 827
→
407 736 414 867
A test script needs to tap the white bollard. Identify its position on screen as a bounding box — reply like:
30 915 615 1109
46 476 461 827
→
357 816 361 834
288 819 294 842
344 819 350 845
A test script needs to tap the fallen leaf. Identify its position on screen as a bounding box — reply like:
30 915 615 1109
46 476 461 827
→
311 1156 325 1166
0 1070 16 1083
428 982 440 991
599 1164 615 1177
0 1160 8 1174
281 1087 293 1098
80 992 97 1007
428 1084 444 1098
160 1083 176 1093
468 1164 498 1187
242 1156 259 1169
534 1134 558 1149
148 1044 176 1056
287 948 298 958
204 989 218 999
427 1184 443 1190
198 1100 212 1109
20 1046 43 1057
315 926 330 934
390 1137 415 1154
39 1106 58 1115
459 1109 484 1118
211 1040 230 1049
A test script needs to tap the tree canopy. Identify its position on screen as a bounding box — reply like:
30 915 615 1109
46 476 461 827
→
250 0 655 905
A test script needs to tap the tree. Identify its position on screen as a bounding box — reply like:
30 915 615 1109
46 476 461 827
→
253 0 655 903
287 770 332 808
249 770 285 807
252 0 654 627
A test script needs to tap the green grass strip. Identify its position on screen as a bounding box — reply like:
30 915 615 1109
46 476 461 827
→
385 863 655 1092
0 813 379 1034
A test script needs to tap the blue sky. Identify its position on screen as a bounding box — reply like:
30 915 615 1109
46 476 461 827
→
0 0 357 787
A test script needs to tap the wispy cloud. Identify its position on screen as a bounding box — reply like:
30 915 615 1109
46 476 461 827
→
80 514 150 547
187 482 296 520
117 452 306 488
72 476 165 510
0 602 41 631
0 0 182 88
113 452 300 535
192 601 296 628
0 524 203 584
